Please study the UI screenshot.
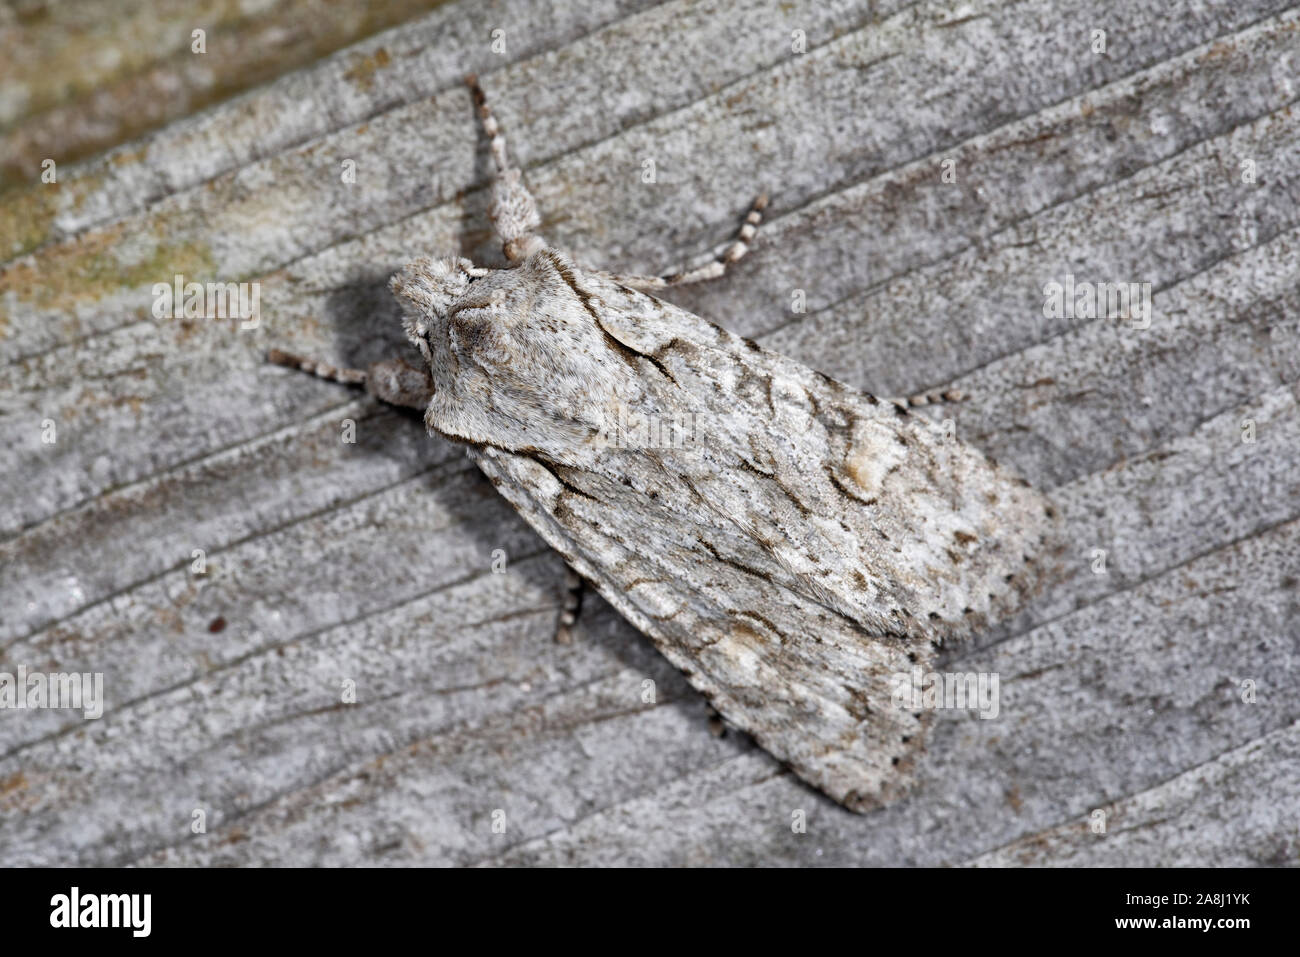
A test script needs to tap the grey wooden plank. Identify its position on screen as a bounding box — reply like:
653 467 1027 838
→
964 720 1300 867
1 0 1297 866
0 0 664 256
0 0 463 193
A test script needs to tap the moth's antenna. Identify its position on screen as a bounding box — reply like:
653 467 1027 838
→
465 73 545 262
465 73 510 175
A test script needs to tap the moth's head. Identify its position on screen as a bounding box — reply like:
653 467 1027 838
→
389 257 482 361
388 251 639 460
388 255 542 381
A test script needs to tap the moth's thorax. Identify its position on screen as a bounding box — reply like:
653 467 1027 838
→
389 250 639 461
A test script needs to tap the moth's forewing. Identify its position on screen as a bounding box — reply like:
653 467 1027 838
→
434 254 1058 811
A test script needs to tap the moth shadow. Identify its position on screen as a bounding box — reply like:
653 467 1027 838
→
320 274 412 370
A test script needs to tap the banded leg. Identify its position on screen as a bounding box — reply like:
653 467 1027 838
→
611 193 768 290
268 349 433 410
554 568 584 645
903 387 965 407
466 74 545 263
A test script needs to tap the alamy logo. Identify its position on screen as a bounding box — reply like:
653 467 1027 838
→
594 405 706 449
891 668 1000 719
0 666 103 719
152 273 261 329
1043 273 1151 329
50 887 151 937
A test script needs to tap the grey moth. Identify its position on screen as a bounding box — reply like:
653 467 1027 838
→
271 76 1059 812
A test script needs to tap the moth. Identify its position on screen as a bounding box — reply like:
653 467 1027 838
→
271 76 1058 812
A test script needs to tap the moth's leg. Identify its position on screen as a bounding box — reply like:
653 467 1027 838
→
465 74 545 263
611 193 768 290
553 568 584 645
268 349 433 410
705 705 727 738
902 387 965 407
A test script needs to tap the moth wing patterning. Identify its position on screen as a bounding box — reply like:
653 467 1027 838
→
275 78 1059 812
441 251 1057 811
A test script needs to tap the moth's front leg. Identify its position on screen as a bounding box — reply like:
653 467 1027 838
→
268 350 433 410
609 193 768 290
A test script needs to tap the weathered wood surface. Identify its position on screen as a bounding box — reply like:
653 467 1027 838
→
1 0 1298 866
0 0 456 191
